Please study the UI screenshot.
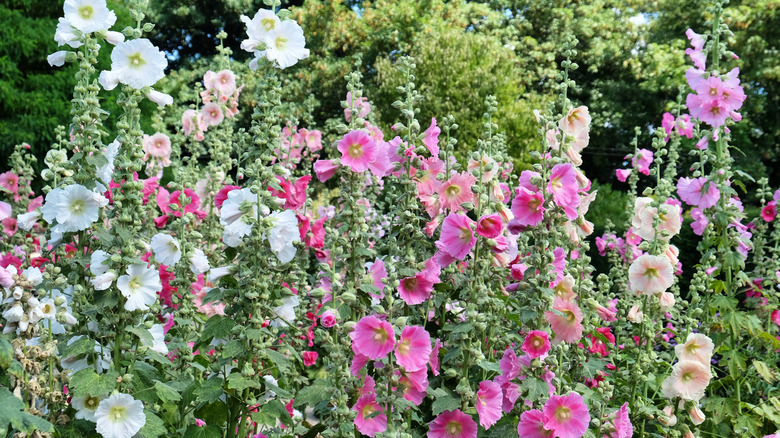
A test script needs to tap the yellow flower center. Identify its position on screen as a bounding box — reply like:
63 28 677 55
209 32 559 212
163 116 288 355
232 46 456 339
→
348 143 362 158
555 405 572 421
79 5 94 19
129 276 141 291
398 338 411 356
70 199 86 214
644 267 658 278
372 327 387 344
85 395 100 409
128 52 146 67
446 421 462 436
361 403 375 418
446 185 460 198
261 18 277 32
109 404 127 421
275 35 288 50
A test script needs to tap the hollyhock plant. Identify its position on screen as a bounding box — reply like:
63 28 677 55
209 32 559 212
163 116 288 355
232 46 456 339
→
762 202 777 222
558 106 591 135
476 213 503 238
338 130 377 173
398 272 435 305
117 263 162 311
675 333 715 365
262 20 310 69
428 409 477 438
616 169 631 182
543 393 590 438
350 315 395 360
661 360 712 401
423 118 441 156
510 187 545 227
632 148 653 176
395 325 432 372
94 393 146 438
522 330 551 359
102 38 167 90
63 0 115 34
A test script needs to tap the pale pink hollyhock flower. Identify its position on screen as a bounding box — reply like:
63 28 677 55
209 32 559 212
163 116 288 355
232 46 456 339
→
350 315 395 360
395 325 432 372
510 187 545 227
675 333 714 366
661 360 712 401
553 274 577 302
550 247 566 288
545 298 584 344
338 130 377 173
558 106 591 135
548 163 580 220
522 330 551 359
436 213 476 260
658 405 677 426
629 254 674 295
627 305 643 323
423 118 441 157
344 91 371 122
313 159 339 182
320 310 337 328
677 177 720 209
632 148 653 176
516 409 552 438
595 302 617 322
427 409 477 438
0 172 19 194
468 155 499 183
476 213 503 238
214 70 236 96
438 172 476 212
142 133 172 167
352 393 387 437
761 202 777 222
182 109 197 136
689 405 706 425
659 291 676 311
201 102 224 126
0 201 10 221
430 338 442 376
616 169 631 182
543 393 590 438
302 351 318 366
475 380 502 429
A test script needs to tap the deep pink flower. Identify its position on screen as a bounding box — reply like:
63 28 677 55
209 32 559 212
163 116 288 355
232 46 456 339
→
338 130 377 173
510 187 545 228
313 159 339 182
690 208 709 235
761 202 777 222
350 353 370 377
677 177 720 209
399 371 427 405
615 169 631 182
423 118 441 157
476 213 503 238
398 273 435 305
436 213 476 260
320 310 337 328
302 351 318 366
587 327 615 357
269 175 310 210
543 393 590 438
545 298 584 344
608 403 633 438
522 330 551 359
517 409 553 438
498 348 522 382
430 338 442 376
350 315 396 360
632 149 653 176
438 172 476 212
395 325 432 372
548 163 580 220
428 410 477 438
353 393 387 437
475 380 502 430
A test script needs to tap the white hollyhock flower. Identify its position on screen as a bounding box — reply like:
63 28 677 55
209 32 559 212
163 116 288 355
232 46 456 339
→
48 51 68 67
145 90 173 107
92 272 117 291
96 140 121 186
33 299 57 320
23 267 43 287
189 248 210 275
104 31 124 45
270 295 299 327
117 264 161 312
208 266 233 283
99 70 121 90
16 211 40 231
144 324 168 355
240 9 279 53
2 304 23 323
63 0 116 34
106 38 167 90
263 20 309 69
42 184 105 232
267 210 300 263
55 17 82 48
94 393 146 438
90 250 111 275
150 233 181 266
220 188 259 244
72 394 106 422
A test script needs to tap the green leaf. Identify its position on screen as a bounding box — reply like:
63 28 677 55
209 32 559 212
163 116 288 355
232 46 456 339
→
200 316 234 343
227 373 261 391
128 326 154 345
221 340 244 359
581 358 607 379
194 401 228 426
182 425 222 438
261 399 292 427
521 377 549 403
431 389 460 416
139 410 167 438
264 348 291 373
0 336 12 370
194 376 224 404
753 360 777 383
477 360 501 373
294 380 331 408
59 336 96 359
154 381 181 403
0 388 54 433
69 369 118 397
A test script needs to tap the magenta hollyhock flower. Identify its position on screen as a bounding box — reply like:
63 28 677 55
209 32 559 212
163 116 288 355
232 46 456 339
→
517 409 553 438
510 187 545 227
353 393 387 437
436 213 476 260
399 372 427 405
313 159 339 182
608 403 633 438
547 163 580 220
423 118 441 157
587 327 615 357
438 172 476 212
677 177 720 209
632 148 653 176
269 175 311 210
395 325 432 372
615 169 631 182
477 213 503 238
550 247 566 288
398 273 435 305
350 315 396 360
498 348 522 381
430 338 442 376
543 393 590 438
676 114 694 138
690 208 709 235
428 410 477 438
545 298 584 344
662 112 675 137
475 380 502 429
761 201 777 222
338 130 377 173
522 330 551 359
350 353 370 377
302 351 318 366
320 310 337 327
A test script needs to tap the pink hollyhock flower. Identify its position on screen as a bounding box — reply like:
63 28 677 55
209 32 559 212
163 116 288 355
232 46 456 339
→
313 159 339 182
369 259 388 296
587 327 615 357
690 208 709 235
517 409 552 438
762 202 777 222
338 130 377 173
352 393 387 437
510 187 545 227
395 325 432 372
662 112 675 138
676 114 694 138
438 172 476 212
0 171 19 196
214 69 236 96
677 177 720 208
436 213 476 260
518 170 542 192
428 409 477 438
629 254 674 295
476 380 502 429
616 169 631 182
543 393 590 438
142 133 173 167
686 94 730 127
269 175 310 210
661 360 712 401
497 348 522 382
302 351 318 366
558 106 591 135
477 213 503 238
607 403 633 438
350 353 370 377
430 338 442 376
632 148 653 176
423 118 441 157
522 330 551 359
548 163 580 220
344 91 371 122
156 187 207 226
550 247 566 288
545 298 584 344
398 273 434 305
0 202 11 221
674 333 714 366
595 301 618 323
2 218 17 236
350 315 395 360
320 310 337 328
201 102 224 126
